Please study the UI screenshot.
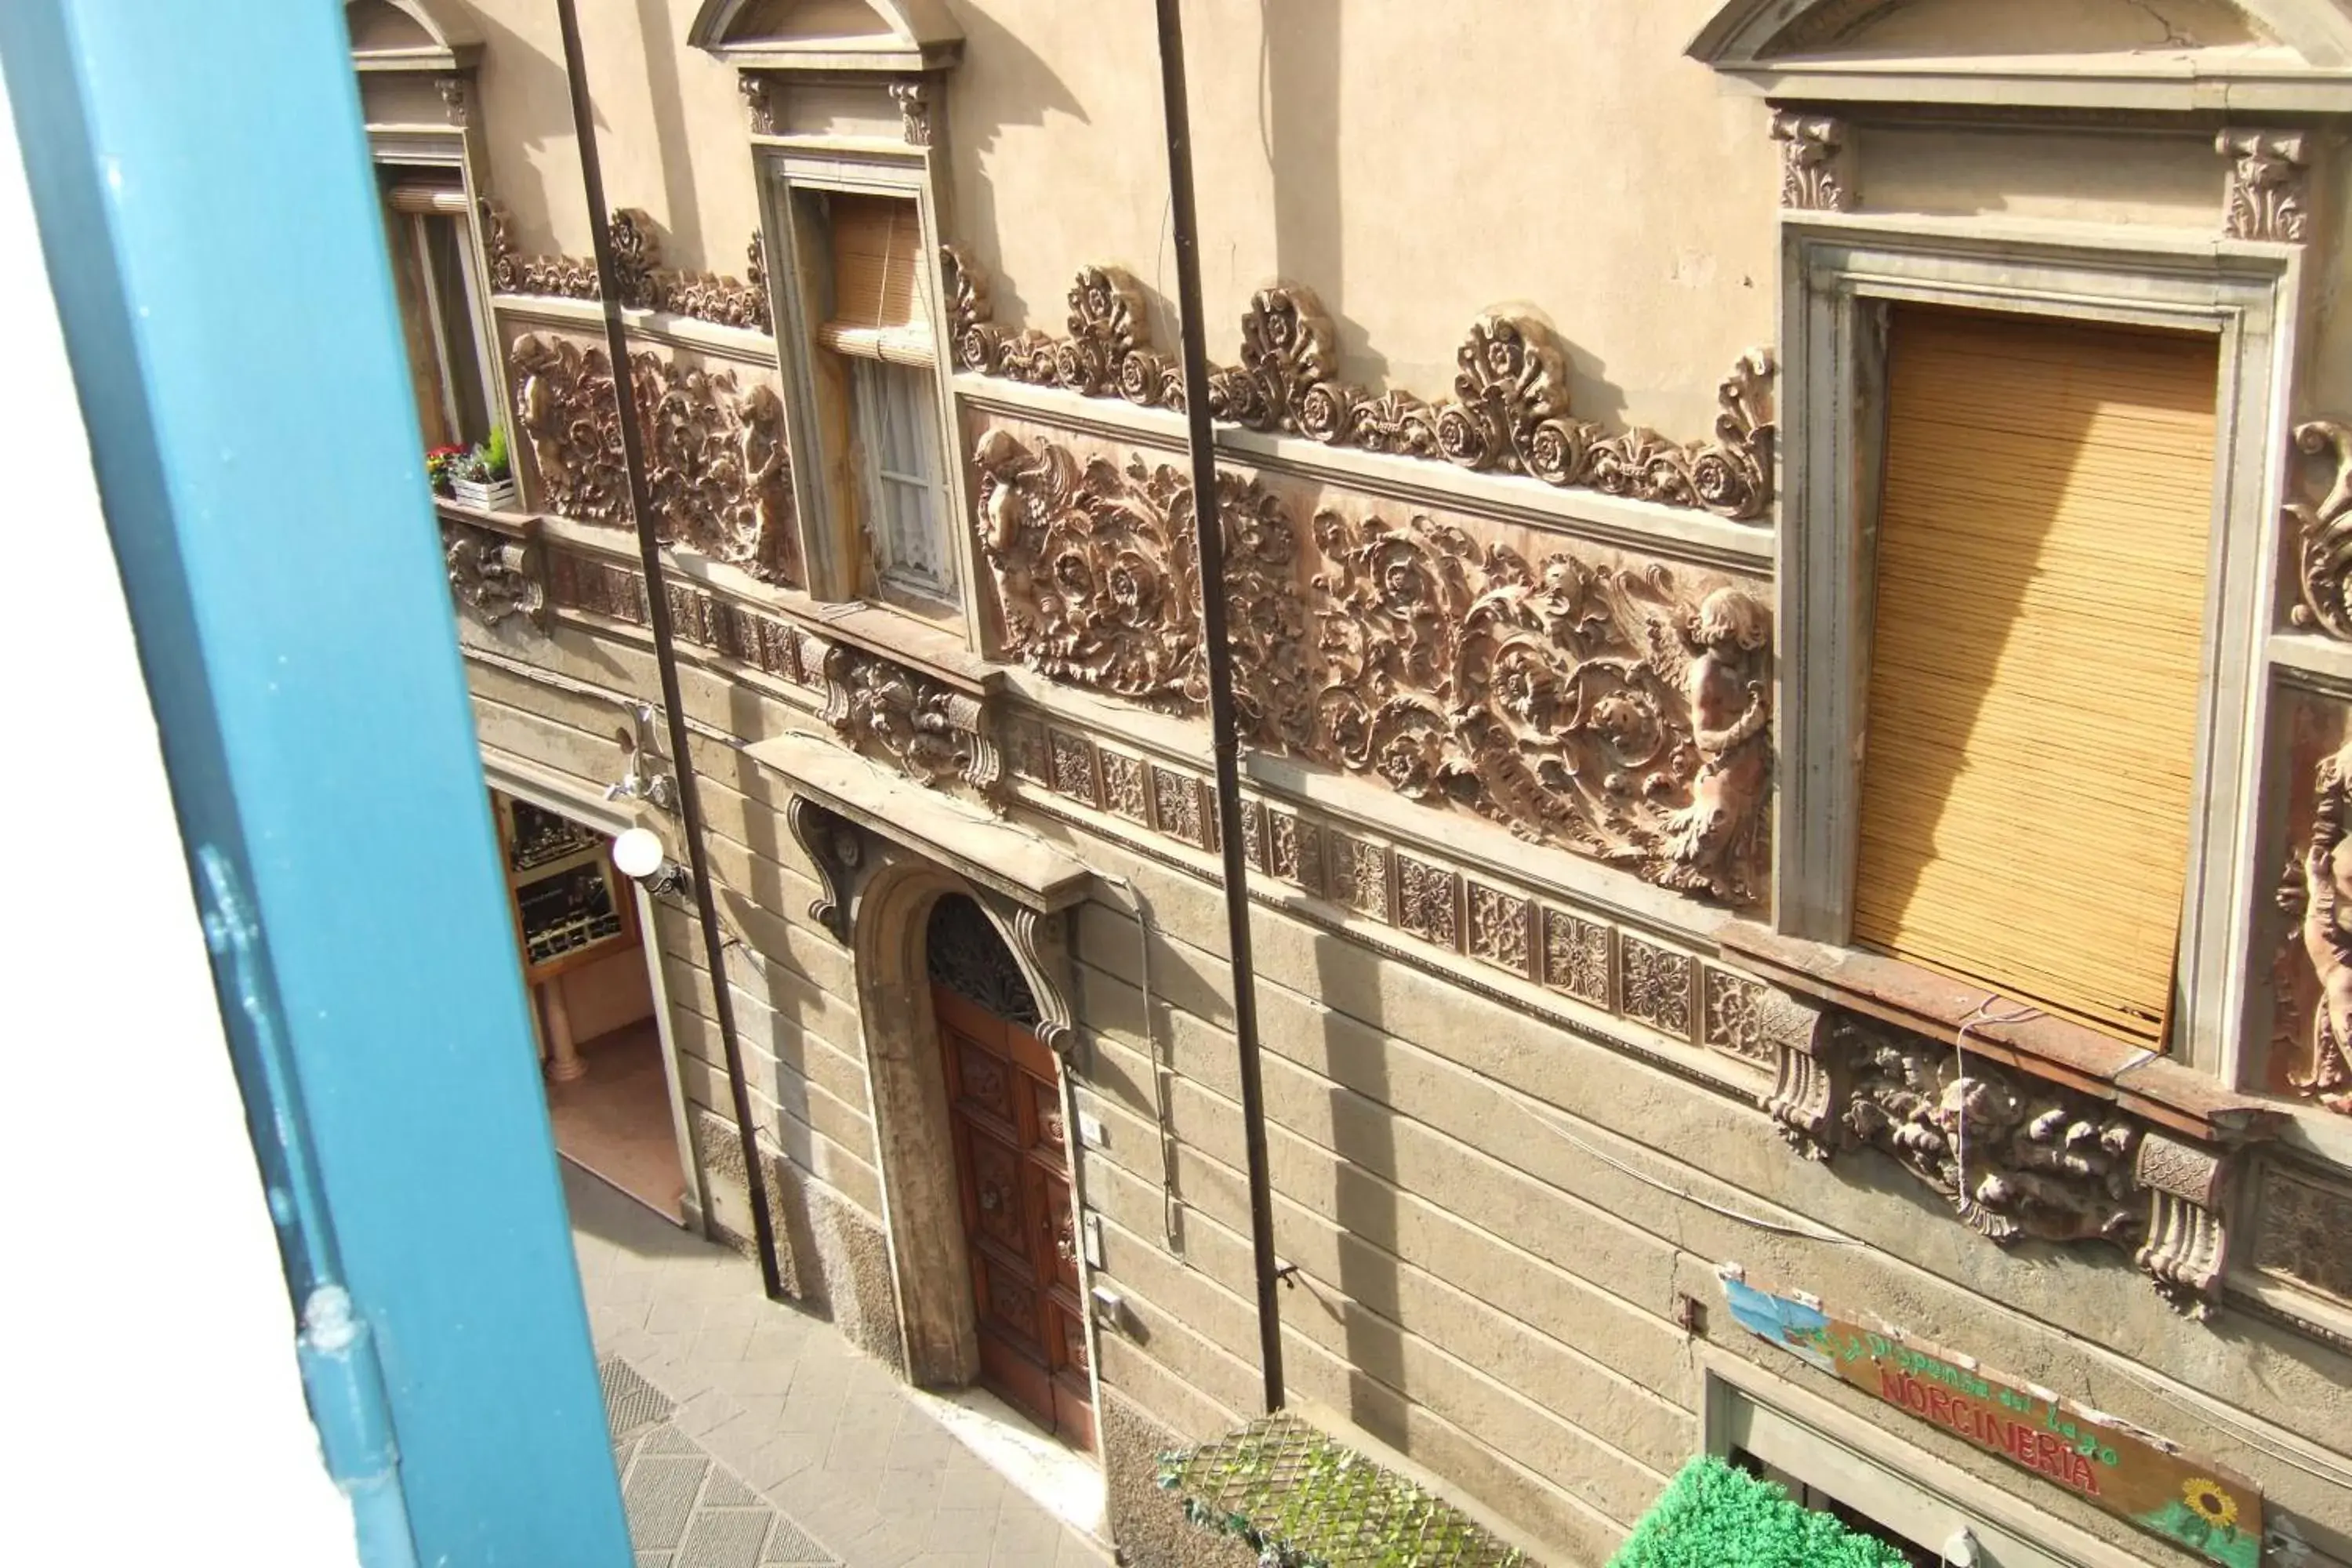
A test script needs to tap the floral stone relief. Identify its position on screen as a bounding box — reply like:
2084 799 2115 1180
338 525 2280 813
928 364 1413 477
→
510 332 800 586
971 423 1771 906
944 249 1775 521
2270 692 2352 1116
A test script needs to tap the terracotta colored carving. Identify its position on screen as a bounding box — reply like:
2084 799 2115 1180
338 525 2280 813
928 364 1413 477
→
2276 736 2352 1115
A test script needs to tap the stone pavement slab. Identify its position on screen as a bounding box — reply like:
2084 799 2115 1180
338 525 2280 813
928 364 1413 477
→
568 1167 1110 1568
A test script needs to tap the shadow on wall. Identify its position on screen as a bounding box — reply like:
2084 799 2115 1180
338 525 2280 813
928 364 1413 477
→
457 0 612 247
633 0 703 262
1257 0 1370 383
946 2 1091 334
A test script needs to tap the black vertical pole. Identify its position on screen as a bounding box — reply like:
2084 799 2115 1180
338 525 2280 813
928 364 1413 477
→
554 0 783 1300
1152 0 1284 1414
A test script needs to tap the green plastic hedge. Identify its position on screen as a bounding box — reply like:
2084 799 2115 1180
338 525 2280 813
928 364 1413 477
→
1608 1457 1915 1568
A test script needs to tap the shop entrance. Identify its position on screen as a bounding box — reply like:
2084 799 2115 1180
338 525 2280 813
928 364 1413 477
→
491 788 690 1220
926 895 1094 1451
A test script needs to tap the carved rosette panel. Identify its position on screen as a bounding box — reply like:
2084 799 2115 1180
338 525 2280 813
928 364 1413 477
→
510 332 800 586
816 641 1003 804
2250 1162 2352 1306
946 250 1776 520
1467 884 1531 978
1756 1001 2253 1315
1620 936 1694 1039
970 430 1310 748
1542 909 1612 1007
483 200 771 330
442 518 544 629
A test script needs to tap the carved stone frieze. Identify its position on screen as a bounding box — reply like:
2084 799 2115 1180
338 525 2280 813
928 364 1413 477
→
1621 935 1694 1039
2272 725 2352 1116
1542 907 1612 1007
1396 855 1461 950
2216 130 2310 242
1100 751 1149 822
1769 111 1851 212
543 548 819 688
510 332 799 585
1839 1019 2143 1247
944 249 1776 520
483 199 771 331
2287 419 2352 642
1311 512 1772 902
816 641 1003 803
970 430 1309 746
1467 884 1532 978
441 517 544 628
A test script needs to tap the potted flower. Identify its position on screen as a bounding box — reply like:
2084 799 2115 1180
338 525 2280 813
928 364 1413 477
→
450 426 517 511
425 443 466 499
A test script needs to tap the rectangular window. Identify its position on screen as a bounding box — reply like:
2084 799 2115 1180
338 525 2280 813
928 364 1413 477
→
1853 305 2218 1043
813 191 955 606
380 173 493 450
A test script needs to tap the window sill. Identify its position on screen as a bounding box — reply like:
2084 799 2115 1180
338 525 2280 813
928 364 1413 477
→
1717 920 2287 1149
433 495 539 540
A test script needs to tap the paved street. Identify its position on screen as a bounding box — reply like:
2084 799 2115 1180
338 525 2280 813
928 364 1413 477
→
567 1166 1109 1568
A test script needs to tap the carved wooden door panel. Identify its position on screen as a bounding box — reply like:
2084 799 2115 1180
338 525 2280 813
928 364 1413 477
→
934 984 1094 1450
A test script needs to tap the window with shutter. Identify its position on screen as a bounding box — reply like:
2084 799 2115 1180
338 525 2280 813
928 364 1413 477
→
1853 305 2219 1044
379 172 493 449
813 191 954 604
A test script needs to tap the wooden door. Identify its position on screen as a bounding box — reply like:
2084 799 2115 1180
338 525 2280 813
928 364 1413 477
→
933 984 1094 1450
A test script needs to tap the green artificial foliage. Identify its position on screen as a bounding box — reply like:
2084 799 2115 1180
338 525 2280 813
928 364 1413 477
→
1607 1457 1915 1568
483 423 510 478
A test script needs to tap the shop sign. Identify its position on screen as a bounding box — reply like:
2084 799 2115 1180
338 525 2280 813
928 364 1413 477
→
1722 1275 2263 1567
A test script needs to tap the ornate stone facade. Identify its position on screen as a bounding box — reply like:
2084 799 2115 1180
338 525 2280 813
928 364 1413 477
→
2216 130 2310 242
971 430 1773 906
817 641 1004 803
2250 1161 2352 1306
2287 418 2352 641
945 250 1777 521
510 332 800 585
441 516 544 628
483 200 771 330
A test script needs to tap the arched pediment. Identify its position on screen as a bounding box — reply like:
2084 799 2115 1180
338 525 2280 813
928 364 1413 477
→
688 0 960 71
346 0 480 72
1687 0 2352 110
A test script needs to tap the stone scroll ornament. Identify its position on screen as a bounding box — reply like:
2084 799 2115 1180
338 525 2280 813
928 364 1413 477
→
510 332 800 586
971 430 1772 906
942 247 1776 521
2274 735 2352 1116
2288 419 2352 641
970 430 1313 750
481 199 771 332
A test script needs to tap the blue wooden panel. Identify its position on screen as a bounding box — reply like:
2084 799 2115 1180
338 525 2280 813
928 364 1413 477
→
0 3 630 1563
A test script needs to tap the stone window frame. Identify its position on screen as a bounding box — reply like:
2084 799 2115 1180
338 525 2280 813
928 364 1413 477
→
1773 211 2301 1085
754 132 979 641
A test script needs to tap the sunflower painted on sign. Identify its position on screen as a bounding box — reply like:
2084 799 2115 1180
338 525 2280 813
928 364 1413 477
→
2138 1475 2258 1568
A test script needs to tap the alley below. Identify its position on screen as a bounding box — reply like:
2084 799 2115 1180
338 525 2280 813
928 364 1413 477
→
566 1165 1110 1568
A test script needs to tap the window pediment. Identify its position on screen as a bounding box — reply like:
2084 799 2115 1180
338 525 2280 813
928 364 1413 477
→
346 0 479 74
688 0 960 72
1687 0 2352 111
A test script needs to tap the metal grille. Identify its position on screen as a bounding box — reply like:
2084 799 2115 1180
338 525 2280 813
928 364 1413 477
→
925 894 1040 1027
1156 1412 1524 1567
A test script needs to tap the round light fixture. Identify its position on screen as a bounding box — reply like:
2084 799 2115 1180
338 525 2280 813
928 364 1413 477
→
612 826 667 881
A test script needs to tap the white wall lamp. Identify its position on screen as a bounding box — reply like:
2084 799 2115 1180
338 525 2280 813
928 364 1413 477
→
612 826 691 898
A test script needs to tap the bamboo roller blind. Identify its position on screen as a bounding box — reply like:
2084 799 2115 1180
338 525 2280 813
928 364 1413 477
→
821 193 932 364
1853 306 2220 1042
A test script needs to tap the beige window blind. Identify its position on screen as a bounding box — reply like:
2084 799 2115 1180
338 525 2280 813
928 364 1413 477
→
819 193 933 365
1852 306 2219 1043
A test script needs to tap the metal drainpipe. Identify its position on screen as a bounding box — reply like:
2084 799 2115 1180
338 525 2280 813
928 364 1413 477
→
554 0 785 1300
1152 0 1286 1414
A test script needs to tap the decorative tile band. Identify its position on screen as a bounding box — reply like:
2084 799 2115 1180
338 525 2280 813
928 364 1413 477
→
1004 707 1738 1065
944 249 1774 521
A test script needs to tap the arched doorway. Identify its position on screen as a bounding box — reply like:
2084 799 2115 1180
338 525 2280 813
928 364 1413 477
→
924 894 1094 1450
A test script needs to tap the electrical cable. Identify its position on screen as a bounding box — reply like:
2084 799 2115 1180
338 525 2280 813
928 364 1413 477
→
1513 1098 1868 1247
